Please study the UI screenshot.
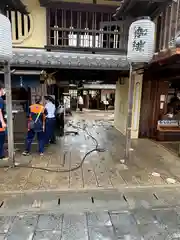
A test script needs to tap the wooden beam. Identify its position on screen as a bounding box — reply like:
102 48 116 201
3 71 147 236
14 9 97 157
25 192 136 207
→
163 7 169 49
40 1 117 12
150 0 171 19
159 14 165 50
175 0 180 34
168 3 173 44
46 8 50 46
4 62 15 166
152 48 177 62
125 0 136 12
113 0 133 17
159 12 164 50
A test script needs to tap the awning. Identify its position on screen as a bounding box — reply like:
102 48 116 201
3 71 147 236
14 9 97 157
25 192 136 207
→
10 48 129 71
145 47 180 81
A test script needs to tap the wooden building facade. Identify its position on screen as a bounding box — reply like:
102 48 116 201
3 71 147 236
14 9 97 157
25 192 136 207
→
137 0 180 141
44 1 128 53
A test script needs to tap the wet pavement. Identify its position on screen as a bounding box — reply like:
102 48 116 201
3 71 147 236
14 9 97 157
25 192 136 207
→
0 111 180 193
1 210 179 240
0 187 180 239
159 141 180 157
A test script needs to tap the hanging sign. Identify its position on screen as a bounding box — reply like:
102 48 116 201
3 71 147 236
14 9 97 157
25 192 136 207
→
127 18 155 63
0 14 13 62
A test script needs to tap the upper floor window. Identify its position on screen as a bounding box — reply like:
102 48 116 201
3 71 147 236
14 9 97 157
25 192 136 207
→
69 89 77 97
47 8 127 50
49 8 113 30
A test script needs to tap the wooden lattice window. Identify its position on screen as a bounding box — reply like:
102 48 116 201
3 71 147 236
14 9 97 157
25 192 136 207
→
6 10 33 44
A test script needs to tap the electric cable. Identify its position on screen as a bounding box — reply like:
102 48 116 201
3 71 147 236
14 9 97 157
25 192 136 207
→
67 122 99 147
12 122 105 172
16 147 104 173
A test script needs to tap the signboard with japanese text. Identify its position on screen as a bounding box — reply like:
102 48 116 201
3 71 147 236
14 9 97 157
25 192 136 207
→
158 120 179 127
127 18 155 63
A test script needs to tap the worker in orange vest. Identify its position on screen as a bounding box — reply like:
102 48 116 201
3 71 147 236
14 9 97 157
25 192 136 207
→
22 95 46 156
0 83 8 161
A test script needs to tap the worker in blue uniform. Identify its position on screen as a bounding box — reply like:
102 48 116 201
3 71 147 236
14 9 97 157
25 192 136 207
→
0 83 8 161
55 99 64 137
22 95 46 156
44 96 56 144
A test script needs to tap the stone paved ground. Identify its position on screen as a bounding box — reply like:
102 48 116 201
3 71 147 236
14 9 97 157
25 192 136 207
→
2 210 178 239
0 111 180 193
0 187 179 239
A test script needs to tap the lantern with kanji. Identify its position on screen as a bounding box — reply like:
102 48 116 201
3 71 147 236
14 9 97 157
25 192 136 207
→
127 17 155 63
0 13 13 62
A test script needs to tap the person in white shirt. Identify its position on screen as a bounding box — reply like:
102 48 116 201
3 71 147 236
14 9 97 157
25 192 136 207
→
44 96 56 144
103 98 109 111
78 95 84 112
64 95 72 116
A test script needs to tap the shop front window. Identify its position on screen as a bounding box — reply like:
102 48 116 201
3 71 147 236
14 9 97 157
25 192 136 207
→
69 89 77 97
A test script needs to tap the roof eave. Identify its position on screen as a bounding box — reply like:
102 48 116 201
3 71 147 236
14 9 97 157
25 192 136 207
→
113 0 130 19
1 0 29 14
113 0 171 20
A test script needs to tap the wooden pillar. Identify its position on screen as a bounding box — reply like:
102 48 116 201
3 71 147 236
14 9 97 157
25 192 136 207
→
138 72 152 138
4 62 14 166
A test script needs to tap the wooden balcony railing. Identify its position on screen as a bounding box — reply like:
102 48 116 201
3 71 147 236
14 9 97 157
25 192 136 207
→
155 0 180 52
46 27 128 53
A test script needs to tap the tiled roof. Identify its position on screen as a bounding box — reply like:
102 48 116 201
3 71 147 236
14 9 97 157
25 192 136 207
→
11 48 129 70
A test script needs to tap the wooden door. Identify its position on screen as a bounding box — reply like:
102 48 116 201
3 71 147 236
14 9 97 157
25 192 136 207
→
139 77 169 139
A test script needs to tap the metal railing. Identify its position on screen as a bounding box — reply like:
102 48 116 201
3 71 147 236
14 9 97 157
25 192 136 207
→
47 27 128 51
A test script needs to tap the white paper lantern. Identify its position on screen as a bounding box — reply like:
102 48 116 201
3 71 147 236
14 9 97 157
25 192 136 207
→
127 18 155 63
0 13 13 62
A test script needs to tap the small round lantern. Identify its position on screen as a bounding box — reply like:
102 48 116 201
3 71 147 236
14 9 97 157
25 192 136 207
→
127 17 155 63
0 13 13 62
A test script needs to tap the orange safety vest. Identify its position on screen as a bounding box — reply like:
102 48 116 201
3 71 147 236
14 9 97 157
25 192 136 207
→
28 104 45 130
0 127 5 132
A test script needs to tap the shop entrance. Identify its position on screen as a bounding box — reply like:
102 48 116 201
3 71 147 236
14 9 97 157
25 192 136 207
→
139 77 180 156
157 81 180 142
10 87 30 142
